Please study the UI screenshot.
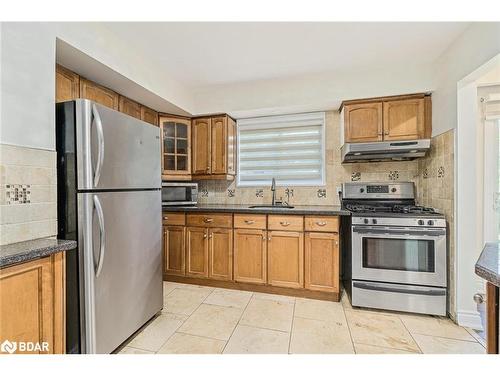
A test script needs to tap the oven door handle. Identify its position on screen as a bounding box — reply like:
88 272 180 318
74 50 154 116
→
353 282 446 296
352 227 446 236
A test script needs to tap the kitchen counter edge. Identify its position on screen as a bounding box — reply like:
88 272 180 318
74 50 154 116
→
0 237 77 268
162 204 351 216
475 242 500 287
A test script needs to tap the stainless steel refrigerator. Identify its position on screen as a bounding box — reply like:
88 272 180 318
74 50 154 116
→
56 99 163 354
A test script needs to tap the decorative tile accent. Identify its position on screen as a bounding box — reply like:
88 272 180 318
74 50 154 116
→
422 168 429 179
388 171 399 180
437 166 445 178
5 184 31 204
317 189 327 198
285 188 294 201
200 189 209 197
255 189 264 198
227 189 235 198
351 172 361 181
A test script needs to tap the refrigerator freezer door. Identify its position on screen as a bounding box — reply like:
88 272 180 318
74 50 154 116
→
76 99 161 190
78 190 162 354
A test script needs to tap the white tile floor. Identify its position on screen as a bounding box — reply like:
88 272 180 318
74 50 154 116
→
118 281 486 354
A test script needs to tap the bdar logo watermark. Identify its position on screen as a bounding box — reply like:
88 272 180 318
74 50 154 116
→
1 340 49 354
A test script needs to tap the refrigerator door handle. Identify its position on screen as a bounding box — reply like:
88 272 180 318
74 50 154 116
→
93 195 106 278
92 104 104 188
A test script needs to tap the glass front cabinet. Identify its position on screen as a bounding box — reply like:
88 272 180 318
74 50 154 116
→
160 116 192 180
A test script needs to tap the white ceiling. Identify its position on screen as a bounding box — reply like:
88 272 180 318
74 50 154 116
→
105 22 470 88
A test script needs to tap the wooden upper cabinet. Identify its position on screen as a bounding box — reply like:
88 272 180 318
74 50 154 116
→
80 78 119 110
56 65 79 103
118 96 141 119
192 118 212 175
163 226 186 276
342 94 431 144
160 116 191 180
267 230 304 289
344 102 383 143
304 232 339 293
211 116 228 175
208 228 233 281
0 253 65 354
383 98 425 141
141 106 158 126
234 228 267 284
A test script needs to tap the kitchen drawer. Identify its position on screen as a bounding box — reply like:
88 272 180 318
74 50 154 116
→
162 212 186 226
234 214 266 229
187 213 233 228
304 216 339 232
268 215 303 232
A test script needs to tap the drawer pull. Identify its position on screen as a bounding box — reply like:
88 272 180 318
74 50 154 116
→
163 216 168 220
280 221 290 227
316 221 327 226
204 218 214 223
244 220 255 225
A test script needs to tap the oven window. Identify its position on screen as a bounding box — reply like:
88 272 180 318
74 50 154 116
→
362 238 435 272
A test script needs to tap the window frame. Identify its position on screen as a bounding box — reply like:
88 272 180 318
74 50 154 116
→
236 112 326 187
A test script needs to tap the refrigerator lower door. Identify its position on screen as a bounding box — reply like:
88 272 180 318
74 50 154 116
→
75 99 161 190
78 190 162 354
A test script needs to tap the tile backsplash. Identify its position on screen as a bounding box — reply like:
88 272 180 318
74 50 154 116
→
0 144 57 245
197 111 420 206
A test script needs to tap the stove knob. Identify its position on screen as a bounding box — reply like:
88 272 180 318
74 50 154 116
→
363 218 369 224
391 188 397 193
372 219 378 224
428 220 434 226
360 188 365 193
418 219 425 225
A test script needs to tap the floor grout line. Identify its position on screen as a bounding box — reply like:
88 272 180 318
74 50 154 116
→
287 298 296 354
340 294 357 354
220 290 255 354
398 315 424 354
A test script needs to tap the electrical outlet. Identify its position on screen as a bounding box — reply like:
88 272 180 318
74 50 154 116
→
336 185 342 196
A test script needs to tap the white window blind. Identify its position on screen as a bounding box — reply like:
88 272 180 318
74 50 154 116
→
237 112 325 187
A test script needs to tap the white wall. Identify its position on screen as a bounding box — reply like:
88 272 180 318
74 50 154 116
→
432 23 500 136
0 22 195 150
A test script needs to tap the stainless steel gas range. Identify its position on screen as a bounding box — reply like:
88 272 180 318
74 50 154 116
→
341 182 447 316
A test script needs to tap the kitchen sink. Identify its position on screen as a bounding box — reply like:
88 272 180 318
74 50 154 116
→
248 205 295 209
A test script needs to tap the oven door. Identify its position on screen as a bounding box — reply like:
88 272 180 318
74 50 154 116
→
352 225 446 287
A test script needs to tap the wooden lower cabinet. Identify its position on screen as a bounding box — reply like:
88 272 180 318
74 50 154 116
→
234 228 267 284
0 253 65 354
305 232 339 293
267 231 304 289
163 226 186 276
186 226 209 277
208 228 233 281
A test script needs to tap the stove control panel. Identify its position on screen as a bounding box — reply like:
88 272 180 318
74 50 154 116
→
342 182 414 200
353 216 446 228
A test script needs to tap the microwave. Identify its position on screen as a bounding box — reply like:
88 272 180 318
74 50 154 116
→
162 182 198 206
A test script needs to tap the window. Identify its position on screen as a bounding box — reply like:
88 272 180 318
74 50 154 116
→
237 112 325 187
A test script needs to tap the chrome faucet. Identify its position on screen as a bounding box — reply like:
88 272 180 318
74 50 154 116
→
271 177 276 206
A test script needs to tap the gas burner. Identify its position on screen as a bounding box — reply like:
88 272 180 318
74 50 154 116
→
392 205 436 214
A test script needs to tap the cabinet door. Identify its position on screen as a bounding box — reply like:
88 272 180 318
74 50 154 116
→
56 65 79 103
0 253 65 354
227 117 236 176
304 232 339 293
344 102 383 143
160 117 191 178
186 227 209 277
192 118 211 175
208 228 233 281
211 116 227 174
141 106 158 126
234 229 267 284
80 78 119 110
267 231 304 289
118 96 141 119
383 98 425 141
164 226 185 276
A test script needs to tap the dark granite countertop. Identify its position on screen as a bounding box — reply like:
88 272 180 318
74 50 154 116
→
0 237 77 268
475 242 500 287
163 204 350 216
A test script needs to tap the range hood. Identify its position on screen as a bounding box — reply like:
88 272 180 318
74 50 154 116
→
341 139 431 163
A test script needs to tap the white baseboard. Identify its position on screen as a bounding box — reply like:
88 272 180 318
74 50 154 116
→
456 310 483 330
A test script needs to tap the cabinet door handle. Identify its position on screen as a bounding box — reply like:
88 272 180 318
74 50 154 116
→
204 218 214 223
280 221 290 227
268 236 271 241
316 221 327 226
209 234 213 239
244 220 255 225
163 216 168 220
203 233 207 239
